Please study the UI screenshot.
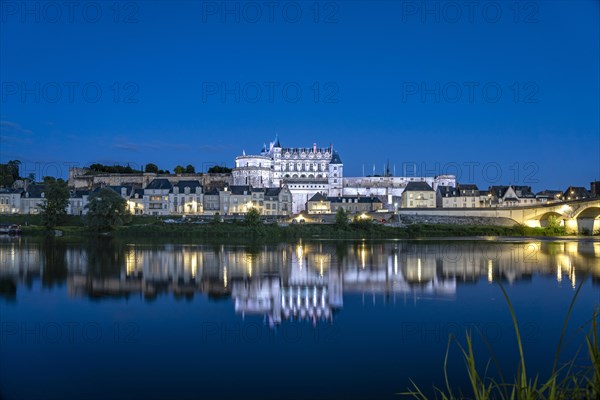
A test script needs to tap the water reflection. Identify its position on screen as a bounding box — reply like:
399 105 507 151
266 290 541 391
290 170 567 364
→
1 238 599 324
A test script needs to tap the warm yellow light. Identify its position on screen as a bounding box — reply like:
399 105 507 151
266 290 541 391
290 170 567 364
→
487 259 493 283
296 244 304 269
417 258 422 282
247 256 253 278
566 242 578 254
361 245 366 269
223 266 228 288
126 249 137 276
191 256 197 278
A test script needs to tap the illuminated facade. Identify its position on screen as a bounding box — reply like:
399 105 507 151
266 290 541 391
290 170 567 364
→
233 137 343 213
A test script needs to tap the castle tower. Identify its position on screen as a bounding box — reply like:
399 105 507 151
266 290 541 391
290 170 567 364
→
328 150 343 196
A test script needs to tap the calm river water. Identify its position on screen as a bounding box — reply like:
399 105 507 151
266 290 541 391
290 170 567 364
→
1 237 599 399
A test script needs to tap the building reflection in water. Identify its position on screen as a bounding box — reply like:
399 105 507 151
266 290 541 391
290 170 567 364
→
1 237 599 323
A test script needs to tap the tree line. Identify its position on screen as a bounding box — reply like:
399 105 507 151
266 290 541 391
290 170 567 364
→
38 177 128 232
0 160 35 187
88 163 231 174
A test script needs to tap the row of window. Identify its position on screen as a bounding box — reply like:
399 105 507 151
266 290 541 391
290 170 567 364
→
283 163 328 172
283 151 330 159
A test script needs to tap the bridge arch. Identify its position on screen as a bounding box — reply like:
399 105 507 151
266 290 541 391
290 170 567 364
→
536 211 566 228
574 206 600 234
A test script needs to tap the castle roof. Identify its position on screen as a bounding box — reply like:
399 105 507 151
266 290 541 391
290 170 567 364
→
330 151 342 164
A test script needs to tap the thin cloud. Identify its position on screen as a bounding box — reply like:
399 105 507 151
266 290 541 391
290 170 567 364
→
113 142 141 152
112 139 189 152
0 121 33 136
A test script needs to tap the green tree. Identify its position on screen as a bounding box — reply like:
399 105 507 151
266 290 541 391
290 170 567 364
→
145 163 159 173
40 178 70 230
185 164 195 174
334 208 349 229
174 165 185 174
244 207 261 226
211 213 222 224
207 165 232 174
0 160 20 187
89 163 135 174
85 188 128 231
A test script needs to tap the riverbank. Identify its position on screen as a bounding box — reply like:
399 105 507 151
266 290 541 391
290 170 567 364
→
1 214 587 239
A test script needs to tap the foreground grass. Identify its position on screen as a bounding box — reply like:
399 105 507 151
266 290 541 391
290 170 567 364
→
402 281 600 400
1 214 580 239
19 223 575 239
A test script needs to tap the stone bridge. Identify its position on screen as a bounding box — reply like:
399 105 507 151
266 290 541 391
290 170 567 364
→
396 199 600 233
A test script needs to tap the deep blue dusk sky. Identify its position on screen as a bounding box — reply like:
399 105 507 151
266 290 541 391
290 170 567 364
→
1 0 598 190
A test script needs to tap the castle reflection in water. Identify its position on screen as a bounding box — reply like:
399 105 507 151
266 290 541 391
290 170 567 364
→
1 239 599 326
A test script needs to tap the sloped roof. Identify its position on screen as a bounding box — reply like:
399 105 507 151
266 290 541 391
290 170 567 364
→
512 186 535 198
0 188 22 194
564 186 591 198
172 180 201 192
308 192 328 202
404 181 434 192
228 185 251 195
328 196 382 204
330 151 343 164
109 185 133 195
458 184 479 191
21 184 46 198
265 188 282 197
437 186 459 197
146 179 173 190
488 186 510 198
70 190 90 198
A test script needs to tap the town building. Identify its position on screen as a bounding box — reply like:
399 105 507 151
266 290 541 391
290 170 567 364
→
143 179 172 216
0 188 22 214
67 190 90 216
437 184 481 208
306 192 330 214
535 190 563 204
170 180 203 215
591 181 600 198
401 181 436 208
329 195 384 214
487 185 536 207
19 184 47 214
564 186 592 201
